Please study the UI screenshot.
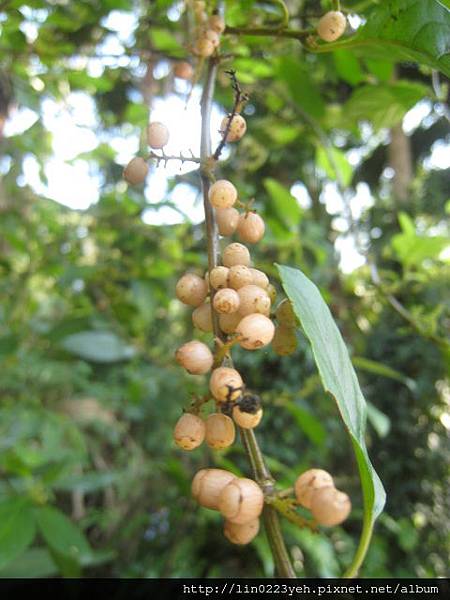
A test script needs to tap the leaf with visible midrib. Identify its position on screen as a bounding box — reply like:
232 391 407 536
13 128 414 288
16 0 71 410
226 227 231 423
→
276 264 386 577
313 0 450 78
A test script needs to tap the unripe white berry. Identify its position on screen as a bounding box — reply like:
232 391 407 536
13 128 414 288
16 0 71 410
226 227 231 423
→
213 288 240 314
272 325 297 356
310 487 351 527
123 157 149 185
216 207 239 236
192 468 236 510
224 518 260 545
222 243 250 268
209 266 230 290
147 121 169 149
176 273 208 306
237 212 265 244
228 265 253 290
173 413 205 450
294 469 334 510
175 340 213 374
208 180 238 209
249 268 269 289
204 29 220 48
192 302 213 332
232 405 263 429
205 413 236 449
317 11 347 42
221 114 247 142
275 299 297 327
208 14 225 33
174 61 193 80
219 312 241 334
218 478 264 524
237 285 271 317
210 367 243 402
266 283 277 304
194 38 215 57
236 314 275 350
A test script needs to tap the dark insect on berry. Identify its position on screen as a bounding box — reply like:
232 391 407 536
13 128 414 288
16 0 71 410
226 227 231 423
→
224 383 245 404
236 392 261 414
220 400 235 417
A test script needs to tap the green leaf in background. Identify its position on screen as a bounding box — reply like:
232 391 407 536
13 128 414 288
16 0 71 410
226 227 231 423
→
60 331 136 363
263 178 302 232
34 505 91 562
316 147 353 187
333 50 364 85
0 548 58 578
276 264 386 577
280 401 326 446
277 57 325 119
316 0 450 78
366 402 391 438
352 356 416 391
0 499 36 570
392 211 450 267
345 81 428 131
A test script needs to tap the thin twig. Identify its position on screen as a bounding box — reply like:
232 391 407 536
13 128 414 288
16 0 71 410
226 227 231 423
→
212 69 248 161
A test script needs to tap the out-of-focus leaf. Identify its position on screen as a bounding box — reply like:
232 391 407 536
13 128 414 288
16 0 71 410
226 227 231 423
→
353 356 416 391
60 331 136 363
367 402 391 438
0 499 36 570
0 548 57 578
264 178 303 231
34 505 91 562
277 57 325 119
345 81 428 130
281 401 326 446
333 50 364 85
316 147 353 187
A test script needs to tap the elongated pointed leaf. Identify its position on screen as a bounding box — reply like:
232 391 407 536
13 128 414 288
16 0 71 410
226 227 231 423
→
277 264 386 576
0 499 36 570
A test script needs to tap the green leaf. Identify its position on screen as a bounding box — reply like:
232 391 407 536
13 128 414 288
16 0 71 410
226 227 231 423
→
280 401 326 446
276 56 325 119
316 147 353 187
366 402 391 438
315 0 450 78
0 548 58 578
333 49 364 85
60 331 136 363
0 498 36 570
34 505 91 562
344 81 428 130
352 356 416 391
276 264 386 577
263 178 302 231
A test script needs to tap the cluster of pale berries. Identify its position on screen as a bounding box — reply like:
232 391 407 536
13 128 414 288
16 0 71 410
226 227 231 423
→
189 466 351 546
190 1 226 58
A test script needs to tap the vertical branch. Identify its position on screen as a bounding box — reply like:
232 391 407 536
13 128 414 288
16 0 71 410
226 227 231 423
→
199 56 296 579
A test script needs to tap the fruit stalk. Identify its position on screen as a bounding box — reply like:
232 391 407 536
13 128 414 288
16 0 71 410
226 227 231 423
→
199 53 295 579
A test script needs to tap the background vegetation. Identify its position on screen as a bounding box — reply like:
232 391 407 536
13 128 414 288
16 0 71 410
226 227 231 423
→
0 0 449 578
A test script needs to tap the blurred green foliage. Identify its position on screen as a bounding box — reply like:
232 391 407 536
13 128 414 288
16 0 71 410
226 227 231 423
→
0 0 449 578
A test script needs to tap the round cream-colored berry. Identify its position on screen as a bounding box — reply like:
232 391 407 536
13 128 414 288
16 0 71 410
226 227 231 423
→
272 325 297 356
174 61 193 80
232 405 263 429
218 478 264 524
210 367 243 402
224 518 259 545
209 14 225 33
317 11 347 42
236 314 275 350
208 180 238 209
249 268 269 289
192 468 236 510
175 340 213 374
275 299 296 327
228 265 253 290
194 38 215 57
192 302 213 332
310 487 351 527
237 285 271 317
213 288 240 314
173 413 205 450
147 121 169 149
294 469 334 510
176 273 208 307
237 212 265 244
219 312 241 334
221 114 247 142
123 157 149 185
222 243 250 268
204 29 220 48
205 413 236 449
216 207 239 237
209 266 230 290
